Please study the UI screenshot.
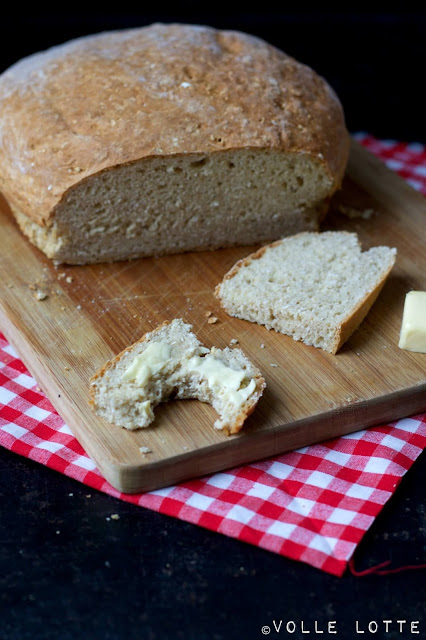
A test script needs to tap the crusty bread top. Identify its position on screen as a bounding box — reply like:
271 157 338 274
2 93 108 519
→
0 23 349 226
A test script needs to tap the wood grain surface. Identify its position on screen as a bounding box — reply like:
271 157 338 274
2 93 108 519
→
0 140 425 493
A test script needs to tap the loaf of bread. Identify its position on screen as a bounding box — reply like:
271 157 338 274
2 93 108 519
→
0 23 350 264
215 232 397 354
90 319 265 435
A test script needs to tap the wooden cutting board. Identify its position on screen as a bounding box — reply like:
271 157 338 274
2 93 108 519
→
0 140 425 493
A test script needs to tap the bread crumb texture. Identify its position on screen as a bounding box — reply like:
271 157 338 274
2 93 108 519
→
216 232 396 354
90 318 265 435
0 23 349 264
139 446 152 455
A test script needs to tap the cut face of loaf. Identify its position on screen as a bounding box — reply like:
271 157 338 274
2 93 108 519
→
14 150 334 264
0 23 350 264
90 319 265 435
215 232 397 354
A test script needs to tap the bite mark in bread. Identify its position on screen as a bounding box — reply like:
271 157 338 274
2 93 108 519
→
90 319 265 435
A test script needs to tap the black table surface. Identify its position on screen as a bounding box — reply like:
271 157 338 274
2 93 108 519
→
1 8 425 639
1 446 425 639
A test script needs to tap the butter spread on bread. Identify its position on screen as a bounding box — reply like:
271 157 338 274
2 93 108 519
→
90 319 265 435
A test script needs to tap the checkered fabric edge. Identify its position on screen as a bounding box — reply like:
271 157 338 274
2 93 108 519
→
353 132 426 194
0 135 425 577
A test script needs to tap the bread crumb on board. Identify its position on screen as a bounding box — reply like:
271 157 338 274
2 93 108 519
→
207 316 218 324
34 290 48 301
139 446 152 455
336 204 375 219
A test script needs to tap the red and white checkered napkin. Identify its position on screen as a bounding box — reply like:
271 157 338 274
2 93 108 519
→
354 133 426 193
1 135 425 577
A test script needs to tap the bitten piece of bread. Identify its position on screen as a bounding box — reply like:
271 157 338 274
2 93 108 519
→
89 319 265 435
215 231 396 354
0 23 349 264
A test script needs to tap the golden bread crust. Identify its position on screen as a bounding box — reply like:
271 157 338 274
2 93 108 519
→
0 23 349 227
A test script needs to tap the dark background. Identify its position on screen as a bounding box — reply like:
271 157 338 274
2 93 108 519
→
1 7 425 640
1 7 425 142
1 443 425 639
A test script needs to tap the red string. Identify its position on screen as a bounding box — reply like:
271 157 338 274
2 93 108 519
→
349 556 426 576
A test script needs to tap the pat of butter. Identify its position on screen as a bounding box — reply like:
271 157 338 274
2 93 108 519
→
122 341 172 383
398 291 426 353
187 354 256 409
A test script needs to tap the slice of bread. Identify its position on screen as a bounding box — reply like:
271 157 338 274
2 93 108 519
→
215 232 397 354
90 319 265 435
